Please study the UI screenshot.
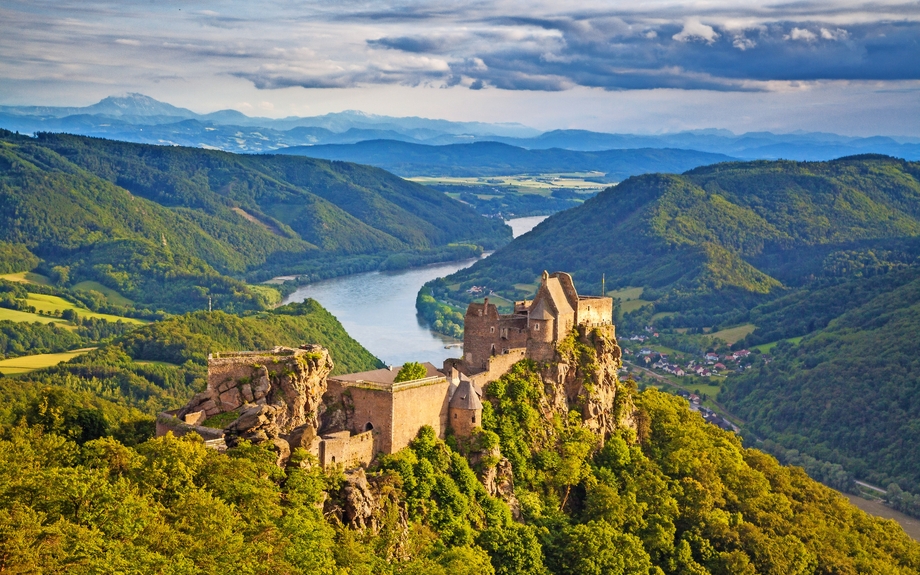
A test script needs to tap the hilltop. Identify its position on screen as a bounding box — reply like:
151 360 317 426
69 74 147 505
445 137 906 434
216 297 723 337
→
433 155 920 311
0 130 509 313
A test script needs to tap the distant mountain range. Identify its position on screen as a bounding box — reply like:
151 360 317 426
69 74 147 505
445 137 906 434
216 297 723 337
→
2 93 918 163
274 140 735 181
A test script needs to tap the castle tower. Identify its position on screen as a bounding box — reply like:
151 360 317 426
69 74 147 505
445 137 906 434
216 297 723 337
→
449 379 483 438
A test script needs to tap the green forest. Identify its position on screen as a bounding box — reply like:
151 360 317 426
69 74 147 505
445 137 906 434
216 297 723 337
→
1 355 918 573
0 130 510 314
417 155 920 513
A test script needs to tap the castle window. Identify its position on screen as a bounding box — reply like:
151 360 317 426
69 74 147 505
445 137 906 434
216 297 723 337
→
472 414 477 423
454 413 457 419
364 422 374 432
534 323 540 331
490 326 495 333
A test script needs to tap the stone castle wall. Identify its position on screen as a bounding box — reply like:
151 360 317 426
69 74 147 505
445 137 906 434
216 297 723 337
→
390 378 451 452
577 297 614 328
320 430 376 468
468 348 527 390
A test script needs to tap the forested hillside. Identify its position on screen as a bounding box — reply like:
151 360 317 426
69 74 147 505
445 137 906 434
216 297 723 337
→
420 155 920 507
10 300 383 415
0 130 510 313
1 361 917 573
722 267 920 496
432 156 920 314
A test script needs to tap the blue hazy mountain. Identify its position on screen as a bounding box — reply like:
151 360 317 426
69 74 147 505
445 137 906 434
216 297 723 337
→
1 93 918 161
273 140 736 181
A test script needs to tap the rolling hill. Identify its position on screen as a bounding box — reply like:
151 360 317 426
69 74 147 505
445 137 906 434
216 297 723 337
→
0 130 510 313
421 154 920 499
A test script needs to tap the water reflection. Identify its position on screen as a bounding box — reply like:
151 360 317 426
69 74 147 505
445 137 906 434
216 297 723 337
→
281 216 547 366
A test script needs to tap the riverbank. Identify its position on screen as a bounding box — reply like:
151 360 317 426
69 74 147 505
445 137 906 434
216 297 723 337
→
842 493 920 541
276 216 546 366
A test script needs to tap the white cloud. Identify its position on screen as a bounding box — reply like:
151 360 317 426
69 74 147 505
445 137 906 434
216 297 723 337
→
672 19 719 44
820 27 849 40
786 28 817 42
732 36 756 50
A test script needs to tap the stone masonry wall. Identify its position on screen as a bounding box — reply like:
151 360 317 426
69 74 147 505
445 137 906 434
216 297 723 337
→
391 379 451 453
577 297 614 328
320 430 376 469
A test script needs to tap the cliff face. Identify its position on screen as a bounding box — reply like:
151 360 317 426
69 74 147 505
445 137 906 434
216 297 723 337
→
542 325 634 442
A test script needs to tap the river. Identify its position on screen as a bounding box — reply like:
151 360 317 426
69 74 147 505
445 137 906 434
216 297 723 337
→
281 215 547 366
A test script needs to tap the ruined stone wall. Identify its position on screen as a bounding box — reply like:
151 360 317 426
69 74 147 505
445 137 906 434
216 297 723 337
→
391 379 451 452
577 297 613 328
320 430 376 469
324 380 395 454
468 348 527 390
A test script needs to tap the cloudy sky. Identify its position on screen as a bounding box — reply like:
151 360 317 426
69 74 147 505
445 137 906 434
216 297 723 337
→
2 0 919 135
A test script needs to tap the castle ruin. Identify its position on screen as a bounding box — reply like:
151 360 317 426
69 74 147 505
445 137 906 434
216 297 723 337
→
157 271 612 470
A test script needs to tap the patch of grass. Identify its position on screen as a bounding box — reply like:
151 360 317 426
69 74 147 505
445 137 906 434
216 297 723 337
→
25 294 146 325
710 323 756 345
651 312 677 322
0 348 94 375
752 336 803 354
621 299 652 313
0 272 52 286
134 360 181 368
202 410 240 429
72 281 134 306
609 287 644 300
0 308 68 325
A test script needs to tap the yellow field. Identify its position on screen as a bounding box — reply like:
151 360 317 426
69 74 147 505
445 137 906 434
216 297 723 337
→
407 173 607 196
0 272 52 286
0 348 94 375
710 323 756 345
0 307 68 325
25 294 146 325
72 281 134 306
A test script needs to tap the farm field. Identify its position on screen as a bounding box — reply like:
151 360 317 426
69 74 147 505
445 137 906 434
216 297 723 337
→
408 173 607 195
0 307 68 325
25 294 146 325
72 280 134 306
0 272 52 286
710 323 756 345
0 348 94 375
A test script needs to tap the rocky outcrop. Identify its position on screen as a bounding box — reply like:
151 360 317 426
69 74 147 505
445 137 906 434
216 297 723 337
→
542 324 634 443
480 456 521 520
174 345 334 457
324 469 411 556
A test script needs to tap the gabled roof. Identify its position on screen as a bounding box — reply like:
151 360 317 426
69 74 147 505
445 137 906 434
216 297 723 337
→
450 379 483 410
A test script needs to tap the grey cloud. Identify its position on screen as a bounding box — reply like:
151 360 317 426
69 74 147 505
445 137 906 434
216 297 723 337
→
3 0 920 96
368 36 449 53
